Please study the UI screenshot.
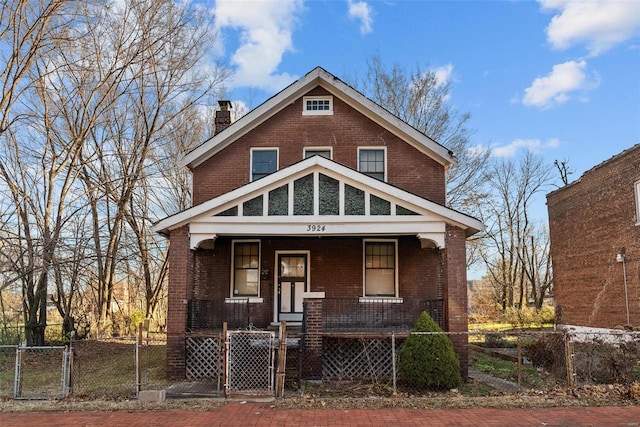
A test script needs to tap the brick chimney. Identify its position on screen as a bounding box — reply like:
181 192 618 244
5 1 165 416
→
214 100 232 135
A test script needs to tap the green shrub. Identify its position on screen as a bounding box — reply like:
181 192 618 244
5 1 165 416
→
397 311 461 390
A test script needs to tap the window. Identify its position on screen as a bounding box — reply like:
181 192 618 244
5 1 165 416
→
304 147 332 159
635 181 640 225
358 148 386 181
302 96 333 115
232 241 260 297
364 240 397 297
251 148 278 181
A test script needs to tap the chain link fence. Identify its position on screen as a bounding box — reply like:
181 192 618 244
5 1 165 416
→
0 328 638 401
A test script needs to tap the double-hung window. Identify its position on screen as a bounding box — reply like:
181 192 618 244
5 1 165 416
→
304 147 332 159
358 148 386 181
232 241 260 297
251 148 278 181
363 240 397 297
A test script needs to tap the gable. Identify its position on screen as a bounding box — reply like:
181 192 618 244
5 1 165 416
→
153 156 482 249
181 67 455 170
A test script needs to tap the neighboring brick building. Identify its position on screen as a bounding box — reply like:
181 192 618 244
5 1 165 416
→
547 144 640 329
154 67 483 380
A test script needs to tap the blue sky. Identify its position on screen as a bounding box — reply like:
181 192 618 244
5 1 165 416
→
210 0 640 197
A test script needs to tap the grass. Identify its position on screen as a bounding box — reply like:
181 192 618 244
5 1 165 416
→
0 339 169 400
470 350 544 388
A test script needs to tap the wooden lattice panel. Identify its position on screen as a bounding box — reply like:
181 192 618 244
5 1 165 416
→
322 337 396 380
186 336 222 380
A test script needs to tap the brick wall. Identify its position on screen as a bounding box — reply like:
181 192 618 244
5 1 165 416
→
192 87 446 205
443 224 469 379
166 226 192 379
191 236 443 317
547 145 640 328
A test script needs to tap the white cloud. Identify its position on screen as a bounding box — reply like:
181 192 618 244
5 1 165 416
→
491 138 560 157
522 60 599 109
347 0 373 35
214 0 304 91
433 64 454 87
540 0 640 56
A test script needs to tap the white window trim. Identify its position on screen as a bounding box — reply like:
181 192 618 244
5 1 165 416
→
358 146 387 182
362 239 398 298
250 147 279 182
230 239 262 299
635 180 640 226
303 146 333 159
302 95 333 116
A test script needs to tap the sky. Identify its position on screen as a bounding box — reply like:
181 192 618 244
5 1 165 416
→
208 0 640 213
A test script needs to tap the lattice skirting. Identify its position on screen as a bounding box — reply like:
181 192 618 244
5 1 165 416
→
186 336 223 380
321 337 403 380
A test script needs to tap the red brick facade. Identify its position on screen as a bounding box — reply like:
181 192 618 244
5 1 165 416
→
192 87 445 206
547 145 640 329
159 69 481 380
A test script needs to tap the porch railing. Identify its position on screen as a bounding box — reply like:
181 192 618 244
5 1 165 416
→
187 299 250 331
319 298 444 333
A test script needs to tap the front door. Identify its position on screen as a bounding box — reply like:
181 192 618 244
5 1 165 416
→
277 253 308 322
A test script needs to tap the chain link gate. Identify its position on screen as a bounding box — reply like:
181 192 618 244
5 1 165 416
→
226 330 275 396
14 346 72 400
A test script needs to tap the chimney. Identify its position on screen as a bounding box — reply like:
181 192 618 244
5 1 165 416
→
214 100 232 135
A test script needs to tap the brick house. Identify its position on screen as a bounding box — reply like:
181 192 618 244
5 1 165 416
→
154 67 483 380
547 144 640 329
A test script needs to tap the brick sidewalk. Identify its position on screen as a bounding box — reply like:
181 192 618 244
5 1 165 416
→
1 402 639 426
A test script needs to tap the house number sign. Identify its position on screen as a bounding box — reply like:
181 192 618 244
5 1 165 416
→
306 224 326 232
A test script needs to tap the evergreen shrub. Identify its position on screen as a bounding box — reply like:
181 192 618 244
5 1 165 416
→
397 311 462 390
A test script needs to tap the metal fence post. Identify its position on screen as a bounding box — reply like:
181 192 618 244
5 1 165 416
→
391 333 396 395
564 330 575 388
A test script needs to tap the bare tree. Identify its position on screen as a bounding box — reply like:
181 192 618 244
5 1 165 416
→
0 0 71 135
347 55 490 214
479 152 554 311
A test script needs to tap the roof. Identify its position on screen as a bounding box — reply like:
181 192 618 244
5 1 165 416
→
547 144 640 198
181 66 456 169
153 156 483 248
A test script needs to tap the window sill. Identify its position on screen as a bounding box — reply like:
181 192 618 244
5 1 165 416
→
225 297 263 304
359 297 403 304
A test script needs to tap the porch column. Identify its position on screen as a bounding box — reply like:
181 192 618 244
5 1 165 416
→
166 225 194 379
302 297 324 380
444 224 469 380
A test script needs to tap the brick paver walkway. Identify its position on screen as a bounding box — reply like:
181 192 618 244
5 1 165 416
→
0 402 639 426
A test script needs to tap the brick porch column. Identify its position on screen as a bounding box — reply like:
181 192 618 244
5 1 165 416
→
444 224 469 380
166 225 193 379
302 295 324 380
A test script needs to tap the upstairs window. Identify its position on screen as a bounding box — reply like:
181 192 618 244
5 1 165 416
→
358 148 386 181
364 240 397 297
304 147 332 159
232 241 260 297
303 96 333 115
251 148 278 181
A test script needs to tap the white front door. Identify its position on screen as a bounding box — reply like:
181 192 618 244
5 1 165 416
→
277 253 308 322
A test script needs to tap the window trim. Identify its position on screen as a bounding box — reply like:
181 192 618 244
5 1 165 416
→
303 146 333 160
358 147 387 181
250 147 279 182
230 239 262 300
362 239 398 298
635 180 640 226
302 96 333 116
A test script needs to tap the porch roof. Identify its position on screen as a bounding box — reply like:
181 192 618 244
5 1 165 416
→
153 156 483 249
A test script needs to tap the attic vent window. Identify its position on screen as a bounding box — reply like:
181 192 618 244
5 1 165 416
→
303 96 333 115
